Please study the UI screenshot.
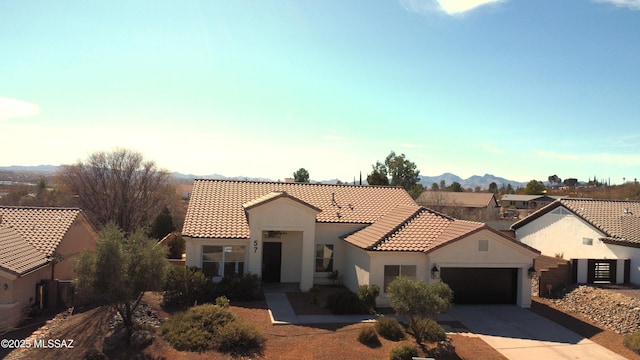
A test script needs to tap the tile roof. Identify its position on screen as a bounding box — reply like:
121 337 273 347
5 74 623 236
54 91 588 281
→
417 191 498 208
344 205 486 252
182 180 417 239
0 226 48 276
242 191 321 212
0 206 82 257
512 199 640 245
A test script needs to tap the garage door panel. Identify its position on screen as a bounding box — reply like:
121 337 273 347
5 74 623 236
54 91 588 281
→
441 268 517 304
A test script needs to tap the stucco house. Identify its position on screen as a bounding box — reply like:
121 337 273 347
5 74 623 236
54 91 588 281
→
416 191 500 221
512 199 640 285
0 206 97 330
500 194 559 212
182 180 539 307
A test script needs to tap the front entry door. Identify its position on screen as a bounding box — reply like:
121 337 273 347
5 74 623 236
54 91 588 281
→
262 242 282 283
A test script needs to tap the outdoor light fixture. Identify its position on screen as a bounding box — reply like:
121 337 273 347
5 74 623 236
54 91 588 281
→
431 264 440 279
3 283 7 290
528 265 536 279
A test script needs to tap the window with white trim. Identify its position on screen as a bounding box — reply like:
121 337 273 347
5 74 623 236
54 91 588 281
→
315 244 334 272
383 265 417 291
202 245 245 278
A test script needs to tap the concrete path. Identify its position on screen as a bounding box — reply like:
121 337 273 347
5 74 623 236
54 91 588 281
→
264 292 379 325
439 305 627 360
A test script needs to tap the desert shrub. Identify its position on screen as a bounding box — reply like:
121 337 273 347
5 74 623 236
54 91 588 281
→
215 318 266 355
161 304 236 352
215 295 230 308
624 331 640 354
215 273 264 301
163 266 214 308
408 318 446 344
326 291 368 314
357 326 381 347
358 284 380 313
389 344 419 360
375 317 405 341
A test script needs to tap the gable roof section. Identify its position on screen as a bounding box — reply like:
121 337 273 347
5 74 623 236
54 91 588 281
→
512 198 640 246
183 180 417 239
242 191 322 213
418 191 498 208
0 226 48 276
343 205 487 252
0 206 83 257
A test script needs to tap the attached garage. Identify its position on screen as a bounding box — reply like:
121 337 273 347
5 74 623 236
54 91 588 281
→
440 267 518 304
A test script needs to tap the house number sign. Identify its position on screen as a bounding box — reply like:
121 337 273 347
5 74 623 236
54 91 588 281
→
254 240 258 253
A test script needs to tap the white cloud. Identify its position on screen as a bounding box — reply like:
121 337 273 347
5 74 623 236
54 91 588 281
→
594 0 640 10
399 0 504 16
0 97 41 121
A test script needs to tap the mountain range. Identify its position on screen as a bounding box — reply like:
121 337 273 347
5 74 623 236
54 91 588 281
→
418 173 526 190
0 166 526 190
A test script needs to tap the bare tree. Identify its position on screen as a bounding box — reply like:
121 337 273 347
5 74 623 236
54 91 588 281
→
58 148 172 233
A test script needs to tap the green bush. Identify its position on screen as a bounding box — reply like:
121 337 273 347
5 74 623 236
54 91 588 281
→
357 326 381 347
161 304 236 352
215 273 264 301
215 318 266 355
163 266 215 308
326 291 368 314
165 232 185 259
408 318 446 344
358 284 380 313
375 317 405 341
389 344 419 360
624 331 640 354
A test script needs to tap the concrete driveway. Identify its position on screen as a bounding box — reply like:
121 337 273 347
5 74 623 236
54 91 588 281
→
438 305 627 360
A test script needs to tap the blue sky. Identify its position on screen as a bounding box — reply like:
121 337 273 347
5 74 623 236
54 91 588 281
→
1 0 639 184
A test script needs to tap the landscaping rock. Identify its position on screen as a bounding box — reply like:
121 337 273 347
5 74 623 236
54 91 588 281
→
103 327 128 351
427 338 455 359
131 330 154 349
548 285 640 334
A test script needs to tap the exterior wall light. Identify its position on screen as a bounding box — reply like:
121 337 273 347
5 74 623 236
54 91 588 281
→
528 265 536 279
3 283 7 290
431 264 440 279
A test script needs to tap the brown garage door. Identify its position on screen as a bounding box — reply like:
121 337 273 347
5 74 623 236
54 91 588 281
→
440 268 517 304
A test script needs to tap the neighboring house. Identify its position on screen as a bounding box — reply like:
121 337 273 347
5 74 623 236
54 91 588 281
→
416 191 500 221
512 199 640 285
500 194 559 212
0 206 97 330
182 180 539 307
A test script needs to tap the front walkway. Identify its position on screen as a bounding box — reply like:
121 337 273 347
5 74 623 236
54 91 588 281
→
439 305 627 360
264 292 380 325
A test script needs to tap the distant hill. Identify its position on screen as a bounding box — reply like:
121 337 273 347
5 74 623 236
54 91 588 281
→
0 165 58 172
0 166 526 189
419 173 526 190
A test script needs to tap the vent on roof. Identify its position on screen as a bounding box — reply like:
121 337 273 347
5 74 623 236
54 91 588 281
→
624 208 633 215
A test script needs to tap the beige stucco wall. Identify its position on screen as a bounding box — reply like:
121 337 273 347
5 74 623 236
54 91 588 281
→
245 197 319 291
515 209 610 259
53 216 97 280
314 223 365 285
0 265 51 330
517 210 640 285
429 229 536 307
369 251 429 307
